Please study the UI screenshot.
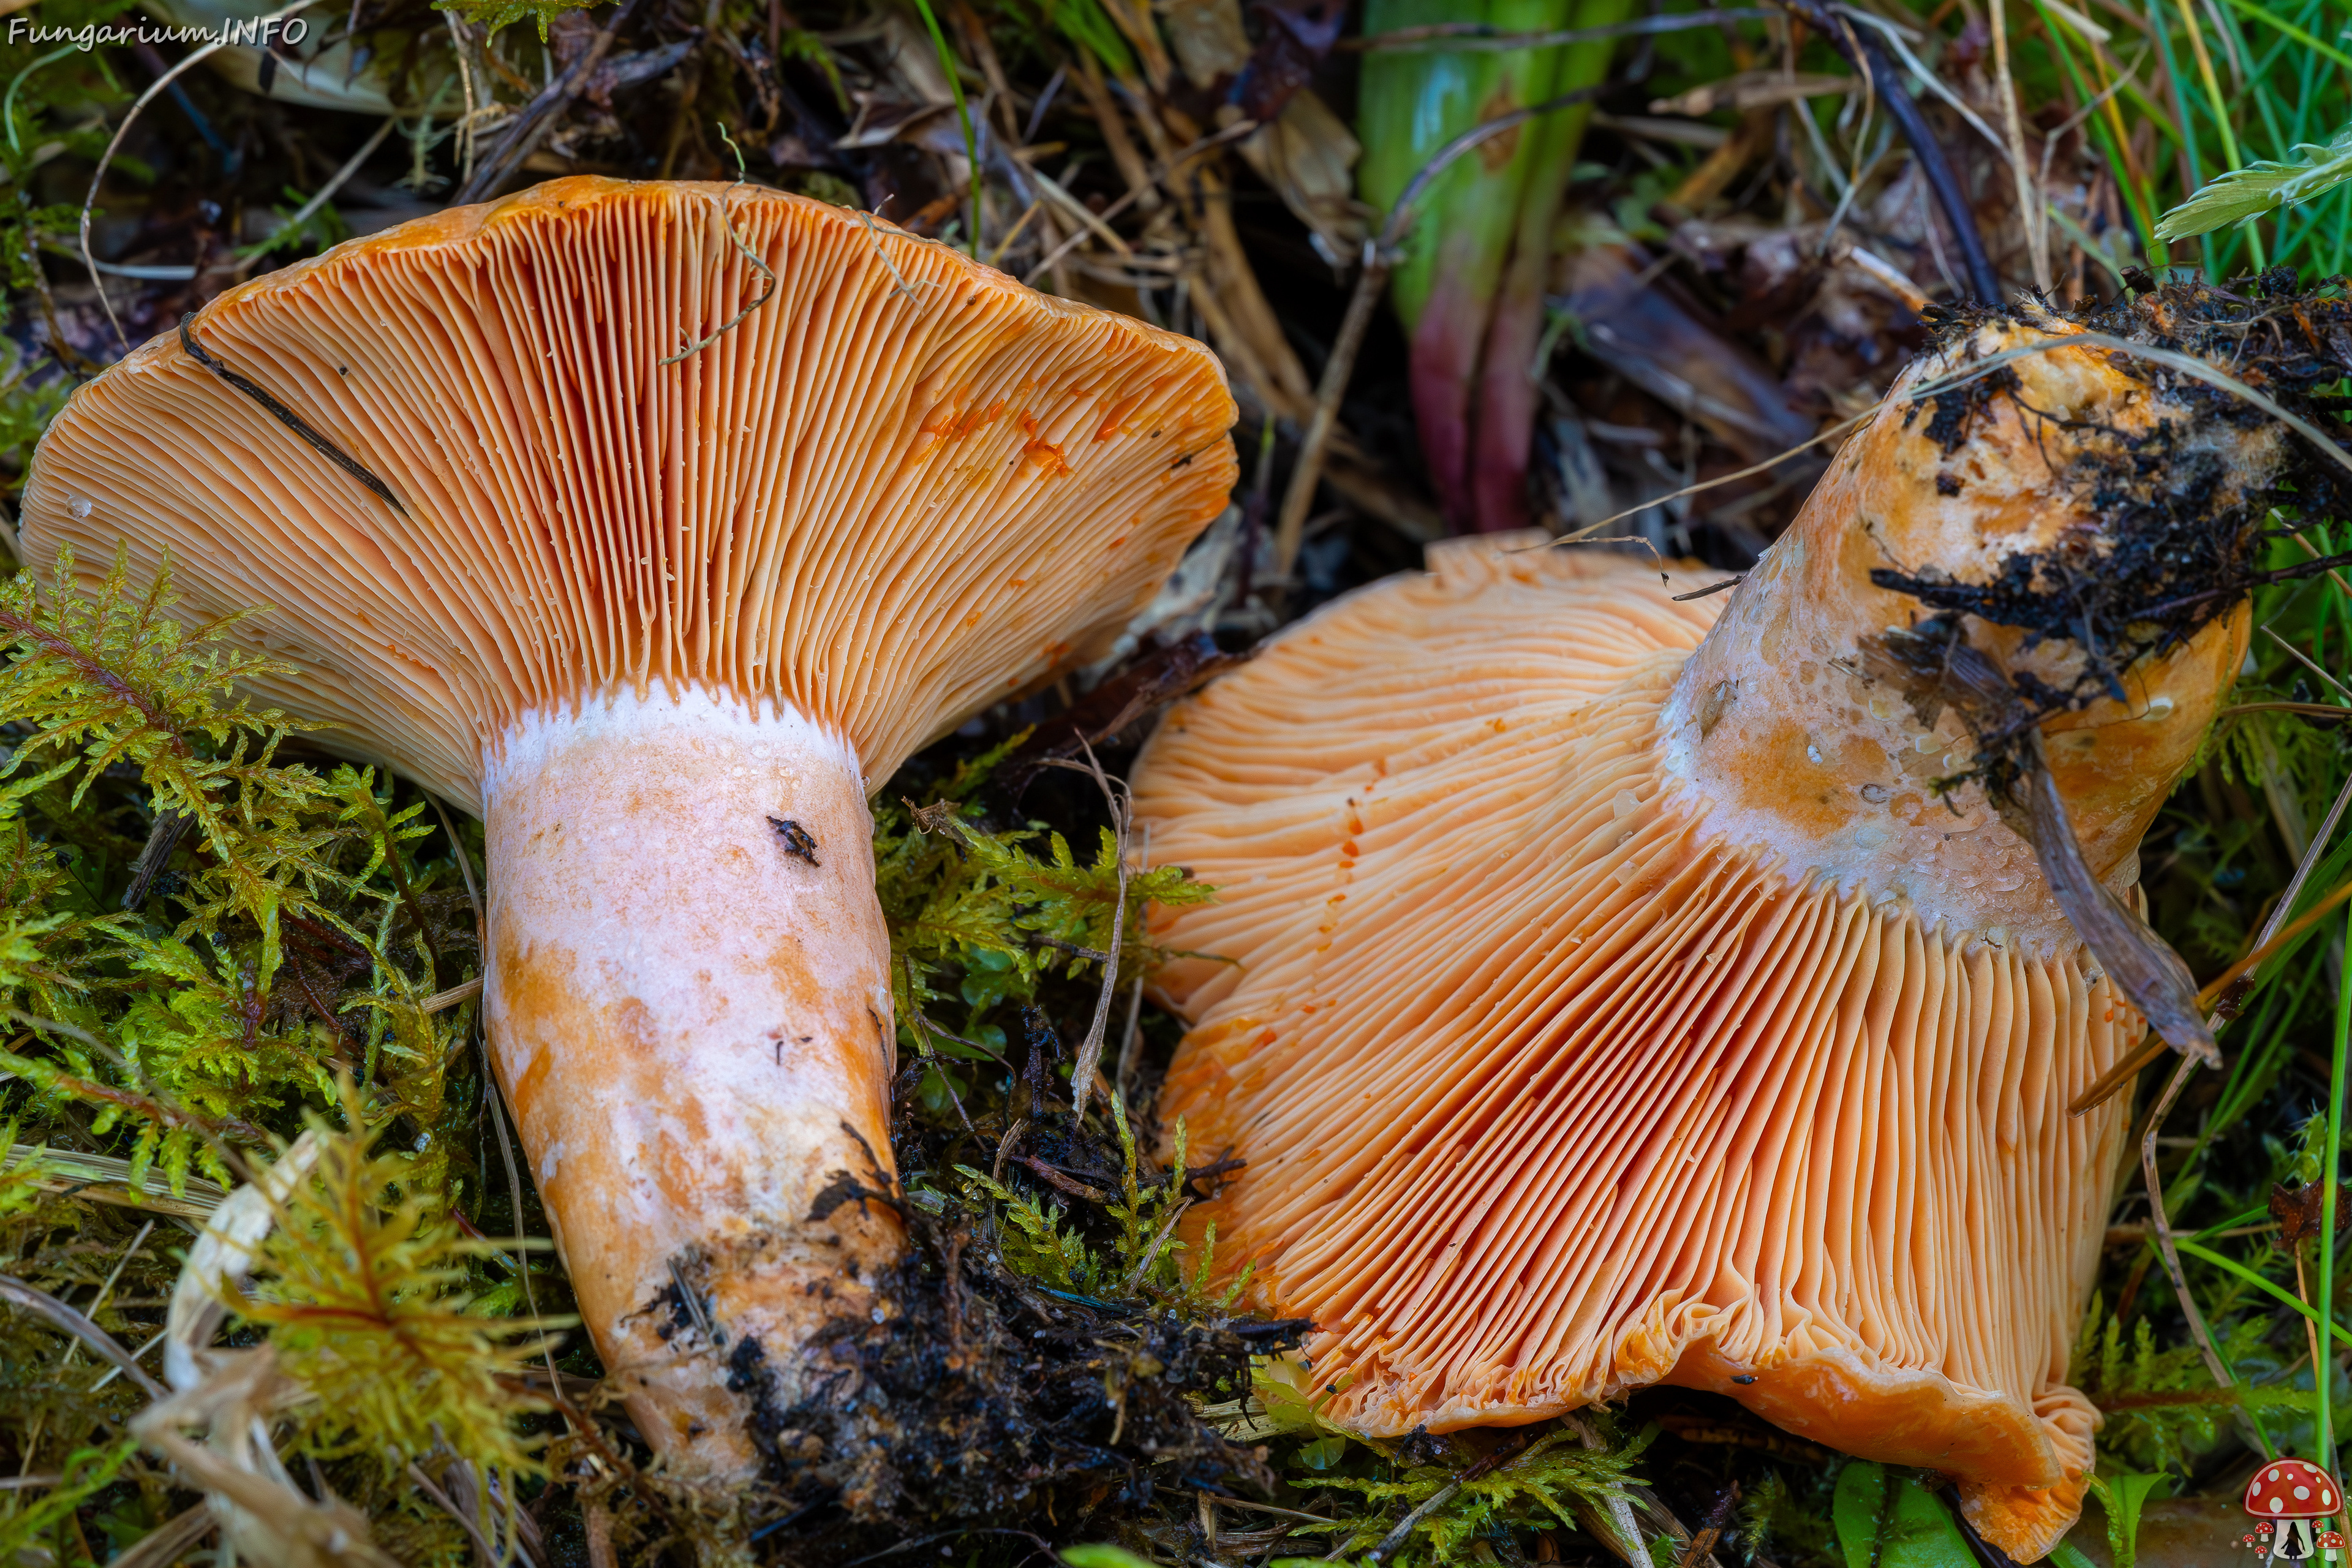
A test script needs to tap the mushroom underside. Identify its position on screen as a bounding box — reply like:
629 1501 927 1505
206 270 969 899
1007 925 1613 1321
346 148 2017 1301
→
1140 548 2144 1558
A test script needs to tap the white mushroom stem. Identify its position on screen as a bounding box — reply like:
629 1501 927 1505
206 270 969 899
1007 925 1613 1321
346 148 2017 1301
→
481 687 902 1477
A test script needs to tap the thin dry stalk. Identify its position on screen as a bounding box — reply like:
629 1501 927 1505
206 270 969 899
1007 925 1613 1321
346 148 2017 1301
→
1069 57 1156 212
421 977 484 1014
2136 760 2352 1400
444 12 483 189
2269 625 2352 701
138 1349 402 1568
0 1275 168 1398
59 1218 155 1370
2143 1054 2236 1389
106 1504 215 1568
164 1132 323 1392
276 118 401 249
1988 0 2051 291
2296 1248 2329 1393
456 0 646 203
1041 742 1130 1121
406 1460 535 1568
77 0 329 345
1022 122 1253 284
1561 1417 1645 1564
584 1503 617 1568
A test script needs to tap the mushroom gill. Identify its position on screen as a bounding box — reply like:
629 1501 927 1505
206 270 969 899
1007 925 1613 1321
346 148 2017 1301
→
20 177 1238 1478
1133 308 2300 1557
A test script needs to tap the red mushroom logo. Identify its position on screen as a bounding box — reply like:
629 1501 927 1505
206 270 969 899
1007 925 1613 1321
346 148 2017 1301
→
2319 1529 2347 1562
2246 1460 2343 1560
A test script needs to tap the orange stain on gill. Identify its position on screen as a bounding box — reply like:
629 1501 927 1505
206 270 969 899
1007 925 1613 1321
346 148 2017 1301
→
919 396 1009 444
1017 413 1071 476
1095 391 1146 442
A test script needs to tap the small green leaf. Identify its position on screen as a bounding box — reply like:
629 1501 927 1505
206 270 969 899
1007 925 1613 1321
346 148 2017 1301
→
1061 1547 1162 1568
1833 1463 1976 1568
2155 124 2352 239
2088 1470 2172 1568
1297 1434 1350 1470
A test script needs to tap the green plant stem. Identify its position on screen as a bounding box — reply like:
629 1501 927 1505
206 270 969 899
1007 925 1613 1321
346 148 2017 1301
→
910 0 981 258
2190 1202 2270 1241
4 45 78 159
2142 0 2214 278
2329 906 2351 1477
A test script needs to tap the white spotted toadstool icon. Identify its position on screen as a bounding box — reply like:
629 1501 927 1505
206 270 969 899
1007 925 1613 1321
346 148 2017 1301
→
2318 1528 2346 1562
18 178 1238 1476
1131 297 2340 1558
2247 1460 2342 1561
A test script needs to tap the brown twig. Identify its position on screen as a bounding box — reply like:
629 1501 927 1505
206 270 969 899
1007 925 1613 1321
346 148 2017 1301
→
180 315 406 514
119 807 192 911
1020 119 1259 285
454 0 646 203
1772 0 2000 301
1014 1153 1109 1202
2071 778 2352 1114
1672 576 1745 601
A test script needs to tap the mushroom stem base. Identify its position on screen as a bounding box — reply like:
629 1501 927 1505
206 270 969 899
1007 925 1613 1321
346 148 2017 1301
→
482 687 901 1480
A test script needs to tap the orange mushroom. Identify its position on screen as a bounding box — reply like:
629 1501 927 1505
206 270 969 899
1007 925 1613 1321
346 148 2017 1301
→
19 178 1237 1476
1133 309 2298 1555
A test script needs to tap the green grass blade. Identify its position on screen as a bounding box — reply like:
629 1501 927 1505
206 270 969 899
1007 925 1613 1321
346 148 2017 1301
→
2179 1237 2352 1345
909 0 982 258
2328 906 2351 1472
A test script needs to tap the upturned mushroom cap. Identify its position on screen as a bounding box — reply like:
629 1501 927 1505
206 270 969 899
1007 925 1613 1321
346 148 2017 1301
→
1134 316 2278 1558
21 178 1236 1474
2247 1463 2342 1520
23 177 1237 811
